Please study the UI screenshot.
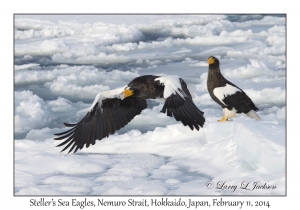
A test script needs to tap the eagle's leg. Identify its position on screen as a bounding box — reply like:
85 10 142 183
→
218 107 236 122
217 116 227 122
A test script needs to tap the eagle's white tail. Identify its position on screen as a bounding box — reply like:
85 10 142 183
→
247 110 262 121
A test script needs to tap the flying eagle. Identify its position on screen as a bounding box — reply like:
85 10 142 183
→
54 75 205 153
207 56 261 122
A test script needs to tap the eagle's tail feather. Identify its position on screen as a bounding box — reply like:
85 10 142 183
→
247 110 262 121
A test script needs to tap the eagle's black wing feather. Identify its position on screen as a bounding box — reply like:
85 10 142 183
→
220 80 259 113
222 90 259 113
160 78 205 130
54 97 147 154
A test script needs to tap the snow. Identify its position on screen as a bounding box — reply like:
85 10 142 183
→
15 91 55 135
15 121 285 195
14 14 285 196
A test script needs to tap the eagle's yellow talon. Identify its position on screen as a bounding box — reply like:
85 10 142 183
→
217 116 227 122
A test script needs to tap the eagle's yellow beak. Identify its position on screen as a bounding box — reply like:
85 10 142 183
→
208 57 214 65
122 89 133 99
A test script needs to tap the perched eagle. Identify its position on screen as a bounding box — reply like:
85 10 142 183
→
54 75 205 154
207 56 261 122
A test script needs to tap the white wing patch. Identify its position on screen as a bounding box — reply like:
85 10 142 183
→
213 84 241 105
89 86 126 112
154 76 186 98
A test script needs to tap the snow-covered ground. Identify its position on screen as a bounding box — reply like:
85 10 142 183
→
14 14 285 195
